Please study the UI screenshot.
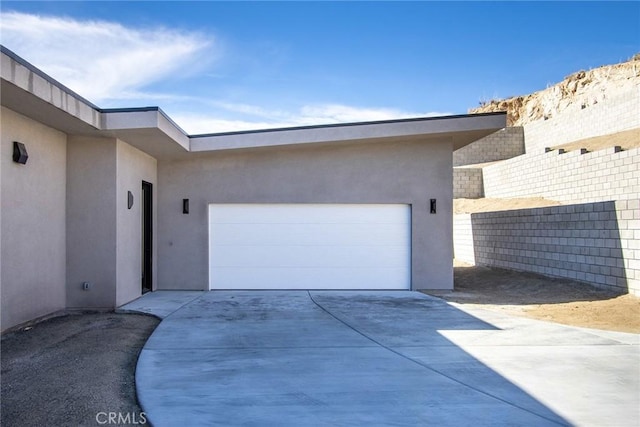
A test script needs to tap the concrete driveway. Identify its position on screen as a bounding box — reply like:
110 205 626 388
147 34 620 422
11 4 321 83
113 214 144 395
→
122 291 639 426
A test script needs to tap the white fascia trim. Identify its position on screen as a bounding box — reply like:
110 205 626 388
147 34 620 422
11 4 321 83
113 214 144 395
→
189 113 507 153
101 109 190 151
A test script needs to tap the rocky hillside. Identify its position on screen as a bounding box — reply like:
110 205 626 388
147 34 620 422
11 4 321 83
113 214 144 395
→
470 54 640 126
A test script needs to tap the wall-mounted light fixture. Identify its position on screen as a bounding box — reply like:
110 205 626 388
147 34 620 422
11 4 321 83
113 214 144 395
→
183 199 189 214
430 199 437 214
128 191 134 209
13 141 28 164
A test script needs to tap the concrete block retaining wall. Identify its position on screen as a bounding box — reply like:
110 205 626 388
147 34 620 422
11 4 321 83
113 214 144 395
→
453 200 640 295
453 214 475 263
483 146 640 204
453 168 484 199
523 89 640 153
453 127 525 167
454 88 639 294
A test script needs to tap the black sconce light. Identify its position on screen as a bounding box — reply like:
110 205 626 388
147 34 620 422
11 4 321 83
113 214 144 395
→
128 191 134 209
13 141 28 164
183 199 189 214
430 199 437 214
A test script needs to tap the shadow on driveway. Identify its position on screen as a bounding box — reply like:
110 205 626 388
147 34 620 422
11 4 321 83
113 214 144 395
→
130 291 638 426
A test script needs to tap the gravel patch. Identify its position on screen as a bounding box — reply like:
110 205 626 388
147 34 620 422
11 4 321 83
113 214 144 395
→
1 312 159 427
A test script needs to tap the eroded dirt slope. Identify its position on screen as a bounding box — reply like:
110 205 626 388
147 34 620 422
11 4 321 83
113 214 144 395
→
470 54 640 126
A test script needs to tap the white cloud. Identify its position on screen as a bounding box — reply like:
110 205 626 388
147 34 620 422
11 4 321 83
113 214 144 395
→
206 101 290 119
170 115 292 135
173 104 448 134
0 11 445 134
0 11 212 102
298 104 445 124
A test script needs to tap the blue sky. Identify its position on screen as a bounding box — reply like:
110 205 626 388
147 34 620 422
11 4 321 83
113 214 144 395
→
1 1 638 134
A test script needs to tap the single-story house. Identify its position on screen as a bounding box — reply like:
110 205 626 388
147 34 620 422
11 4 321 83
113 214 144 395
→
0 45 505 332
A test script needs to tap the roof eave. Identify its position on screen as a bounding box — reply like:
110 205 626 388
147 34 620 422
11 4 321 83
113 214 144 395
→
1 44 506 158
189 112 506 153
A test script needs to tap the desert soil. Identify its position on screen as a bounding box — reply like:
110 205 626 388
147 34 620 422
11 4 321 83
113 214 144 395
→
1 312 160 427
424 261 640 334
470 54 639 126
454 197 562 215
551 128 640 153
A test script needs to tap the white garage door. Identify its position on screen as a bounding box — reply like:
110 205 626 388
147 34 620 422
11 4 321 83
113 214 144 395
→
208 204 411 290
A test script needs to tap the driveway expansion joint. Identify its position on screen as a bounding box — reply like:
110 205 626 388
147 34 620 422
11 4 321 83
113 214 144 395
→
306 291 570 426
133 291 637 426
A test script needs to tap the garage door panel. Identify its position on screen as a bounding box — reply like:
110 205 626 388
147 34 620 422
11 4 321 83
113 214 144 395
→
209 204 410 290
210 203 408 225
211 245 409 268
210 267 410 290
210 223 409 246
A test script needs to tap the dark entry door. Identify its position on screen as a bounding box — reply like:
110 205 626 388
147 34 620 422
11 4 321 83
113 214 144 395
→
142 181 153 293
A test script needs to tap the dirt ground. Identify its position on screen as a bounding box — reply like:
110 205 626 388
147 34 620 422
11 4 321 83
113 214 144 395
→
424 261 640 334
552 128 640 153
454 197 562 214
1 312 159 427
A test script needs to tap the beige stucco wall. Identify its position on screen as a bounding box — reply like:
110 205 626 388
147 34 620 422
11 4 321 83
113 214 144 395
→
65 137 159 309
66 136 118 308
115 139 157 306
1 107 67 331
157 138 454 291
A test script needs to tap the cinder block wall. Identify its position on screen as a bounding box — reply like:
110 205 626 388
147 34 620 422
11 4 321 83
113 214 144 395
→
452 126 524 199
453 168 484 199
453 127 525 167
455 88 639 294
453 214 475 263
523 89 640 153
453 200 640 295
483 146 640 203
